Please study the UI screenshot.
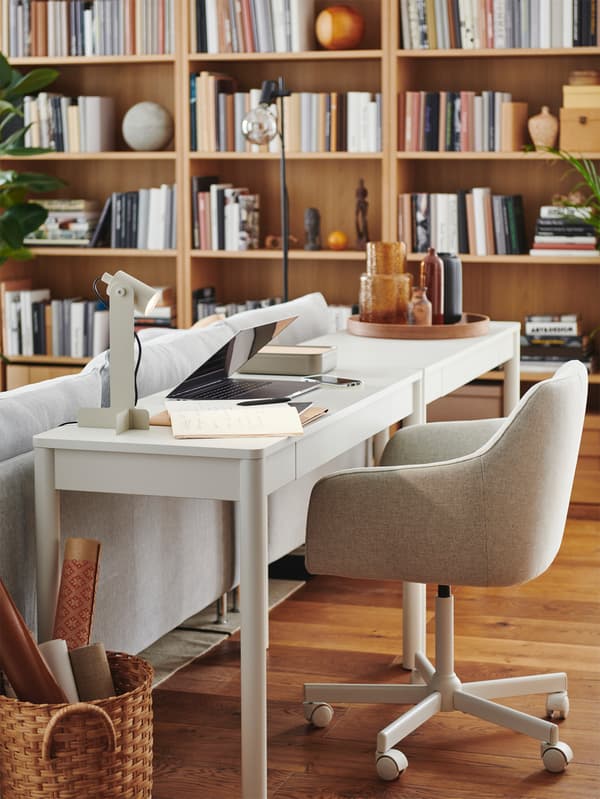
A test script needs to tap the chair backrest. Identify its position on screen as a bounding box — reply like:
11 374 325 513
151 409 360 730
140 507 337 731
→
475 360 588 585
305 361 588 588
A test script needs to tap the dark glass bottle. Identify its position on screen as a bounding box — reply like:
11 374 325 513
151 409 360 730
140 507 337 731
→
420 247 444 325
438 252 463 324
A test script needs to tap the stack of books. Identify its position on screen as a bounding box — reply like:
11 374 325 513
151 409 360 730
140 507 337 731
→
23 94 115 153
529 206 599 257
191 176 259 251
24 199 101 247
520 314 595 373
90 185 177 250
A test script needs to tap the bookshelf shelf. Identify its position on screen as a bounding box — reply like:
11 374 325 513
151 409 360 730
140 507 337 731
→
397 151 600 161
10 55 176 66
27 248 178 258
406 254 600 265
2 152 176 161
190 151 383 160
187 50 383 63
396 47 600 59
480 370 600 384
191 249 367 260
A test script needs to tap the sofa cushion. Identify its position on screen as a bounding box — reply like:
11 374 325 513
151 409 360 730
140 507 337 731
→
0 370 102 461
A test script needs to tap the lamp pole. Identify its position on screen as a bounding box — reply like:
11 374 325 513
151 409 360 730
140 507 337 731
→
277 76 290 302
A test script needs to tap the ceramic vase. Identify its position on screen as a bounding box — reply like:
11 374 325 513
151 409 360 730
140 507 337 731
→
528 106 558 149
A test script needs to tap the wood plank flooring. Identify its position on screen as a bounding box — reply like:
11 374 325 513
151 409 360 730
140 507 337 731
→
153 517 600 798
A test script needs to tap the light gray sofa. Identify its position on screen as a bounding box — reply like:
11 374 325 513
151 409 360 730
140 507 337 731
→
0 293 367 654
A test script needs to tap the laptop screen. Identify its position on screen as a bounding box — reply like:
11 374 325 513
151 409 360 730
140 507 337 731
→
166 316 300 400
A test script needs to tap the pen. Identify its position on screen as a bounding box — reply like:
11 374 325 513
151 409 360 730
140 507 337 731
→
237 397 292 407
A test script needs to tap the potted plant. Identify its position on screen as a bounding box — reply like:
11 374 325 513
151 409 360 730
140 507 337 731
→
540 146 600 240
0 52 65 265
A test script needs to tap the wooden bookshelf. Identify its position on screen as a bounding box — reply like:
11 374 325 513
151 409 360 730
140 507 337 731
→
1 0 599 393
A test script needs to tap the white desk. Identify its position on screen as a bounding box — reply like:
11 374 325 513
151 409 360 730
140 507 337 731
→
33 320 519 799
34 365 419 799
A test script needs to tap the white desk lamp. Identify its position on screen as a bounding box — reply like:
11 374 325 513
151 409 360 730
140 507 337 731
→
78 270 161 434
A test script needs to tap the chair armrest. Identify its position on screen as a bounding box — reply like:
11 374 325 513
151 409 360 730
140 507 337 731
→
306 454 491 586
381 418 505 466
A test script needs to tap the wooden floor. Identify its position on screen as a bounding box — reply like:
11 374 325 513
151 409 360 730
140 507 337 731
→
153 516 600 798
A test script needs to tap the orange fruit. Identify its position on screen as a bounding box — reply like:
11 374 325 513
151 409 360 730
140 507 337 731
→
327 230 349 250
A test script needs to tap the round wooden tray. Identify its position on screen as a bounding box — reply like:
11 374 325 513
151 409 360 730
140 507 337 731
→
347 313 490 339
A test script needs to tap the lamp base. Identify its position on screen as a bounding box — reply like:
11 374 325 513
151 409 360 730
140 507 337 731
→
78 406 150 434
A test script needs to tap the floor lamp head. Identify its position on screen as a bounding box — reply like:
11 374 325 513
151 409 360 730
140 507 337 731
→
78 270 161 434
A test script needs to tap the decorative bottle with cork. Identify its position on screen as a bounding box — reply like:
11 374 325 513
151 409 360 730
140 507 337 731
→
420 247 444 325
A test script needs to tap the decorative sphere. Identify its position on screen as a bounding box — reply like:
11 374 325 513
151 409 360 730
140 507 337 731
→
327 230 348 250
315 5 365 50
122 101 174 151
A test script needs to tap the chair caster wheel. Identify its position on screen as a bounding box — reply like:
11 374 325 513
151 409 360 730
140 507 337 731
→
303 701 333 728
541 741 573 773
376 749 408 781
546 691 569 720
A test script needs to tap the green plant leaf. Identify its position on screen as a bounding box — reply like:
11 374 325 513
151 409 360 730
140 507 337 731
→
9 201 47 235
8 171 65 191
0 209 26 248
0 54 12 89
7 68 59 98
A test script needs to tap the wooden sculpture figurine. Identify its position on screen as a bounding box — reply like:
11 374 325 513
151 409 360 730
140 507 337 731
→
355 178 369 250
304 207 322 250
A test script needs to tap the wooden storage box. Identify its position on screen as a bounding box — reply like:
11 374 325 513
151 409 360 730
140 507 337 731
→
559 108 600 151
426 382 503 422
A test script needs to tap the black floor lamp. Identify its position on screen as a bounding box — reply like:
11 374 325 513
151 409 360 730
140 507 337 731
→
242 76 291 302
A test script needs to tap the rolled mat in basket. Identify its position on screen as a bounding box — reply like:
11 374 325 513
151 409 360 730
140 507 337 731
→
52 538 101 650
0 579 67 704
0 651 154 799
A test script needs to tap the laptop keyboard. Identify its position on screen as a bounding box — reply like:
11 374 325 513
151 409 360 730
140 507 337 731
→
194 379 272 400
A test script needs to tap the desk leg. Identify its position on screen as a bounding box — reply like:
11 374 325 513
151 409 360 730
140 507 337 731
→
34 447 61 643
503 327 520 415
402 379 427 670
238 459 268 799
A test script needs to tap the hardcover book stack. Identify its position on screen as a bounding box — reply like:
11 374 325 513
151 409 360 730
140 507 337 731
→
191 175 260 251
23 94 115 153
399 89 527 153
398 188 526 255
529 205 599 258
520 314 595 373
190 72 381 154
0 280 109 358
24 199 101 246
400 0 598 50
190 0 316 54
90 184 177 250
1 0 175 57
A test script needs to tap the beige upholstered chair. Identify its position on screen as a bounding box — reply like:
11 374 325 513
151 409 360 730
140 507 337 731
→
303 361 588 780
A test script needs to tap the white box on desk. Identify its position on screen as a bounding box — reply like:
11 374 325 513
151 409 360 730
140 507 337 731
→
238 345 337 376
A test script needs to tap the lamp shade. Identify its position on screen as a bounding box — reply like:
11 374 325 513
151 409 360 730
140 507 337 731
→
101 271 160 314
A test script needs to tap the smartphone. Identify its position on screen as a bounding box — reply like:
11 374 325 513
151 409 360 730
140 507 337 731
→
307 375 362 387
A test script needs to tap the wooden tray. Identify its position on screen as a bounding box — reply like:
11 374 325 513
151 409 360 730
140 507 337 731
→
347 313 490 339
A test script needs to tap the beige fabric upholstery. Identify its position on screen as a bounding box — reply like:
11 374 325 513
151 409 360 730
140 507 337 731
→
306 361 588 588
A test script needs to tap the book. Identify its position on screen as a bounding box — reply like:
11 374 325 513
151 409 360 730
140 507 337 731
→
165 401 304 438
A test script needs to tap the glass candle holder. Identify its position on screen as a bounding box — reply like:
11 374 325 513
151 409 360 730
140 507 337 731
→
366 241 407 275
359 272 412 324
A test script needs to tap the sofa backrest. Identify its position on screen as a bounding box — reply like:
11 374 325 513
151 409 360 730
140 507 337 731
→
0 369 102 630
0 370 102 462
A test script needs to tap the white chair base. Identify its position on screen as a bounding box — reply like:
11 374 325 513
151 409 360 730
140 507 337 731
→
304 593 573 780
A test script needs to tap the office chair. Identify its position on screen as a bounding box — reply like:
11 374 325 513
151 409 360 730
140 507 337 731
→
302 361 588 780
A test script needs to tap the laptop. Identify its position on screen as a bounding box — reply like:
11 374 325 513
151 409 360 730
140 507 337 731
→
166 317 320 401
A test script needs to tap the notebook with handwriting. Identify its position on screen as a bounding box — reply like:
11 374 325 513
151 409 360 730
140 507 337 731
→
167 403 304 438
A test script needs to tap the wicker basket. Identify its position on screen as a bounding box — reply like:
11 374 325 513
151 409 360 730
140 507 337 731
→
0 651 153 799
